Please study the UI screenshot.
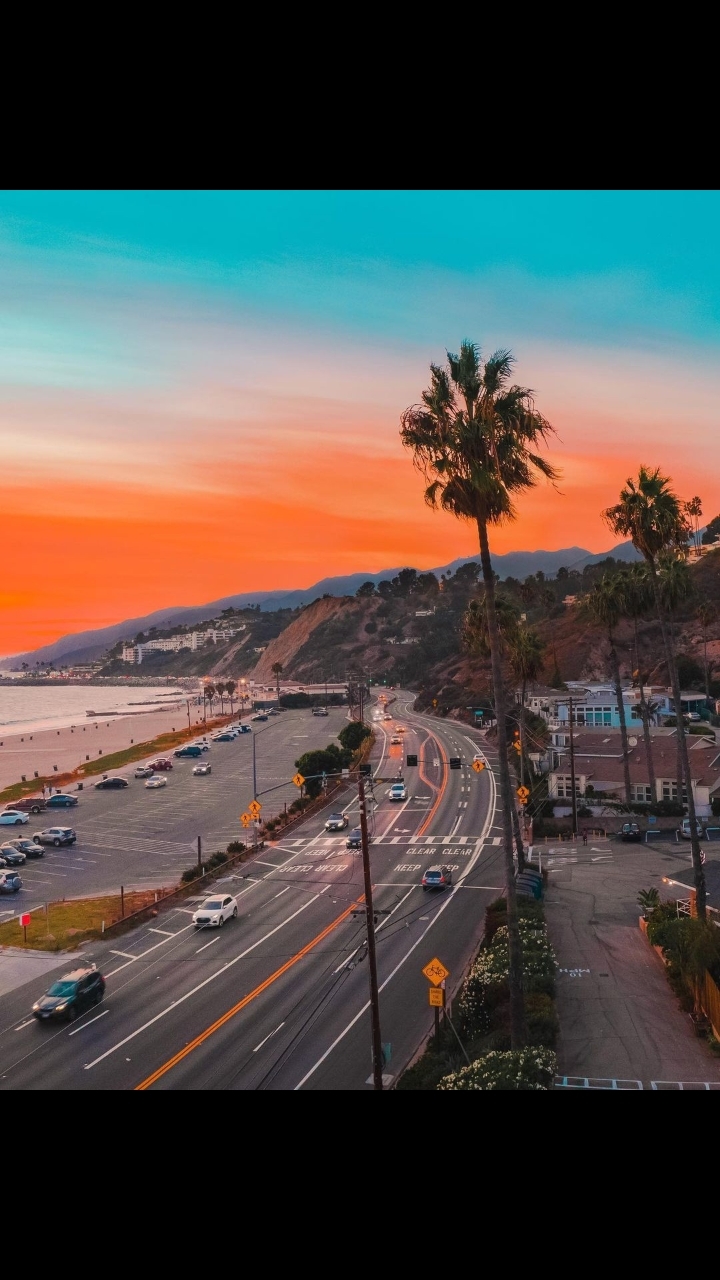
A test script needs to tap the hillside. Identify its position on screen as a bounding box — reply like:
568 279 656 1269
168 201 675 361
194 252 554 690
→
251 597 350 682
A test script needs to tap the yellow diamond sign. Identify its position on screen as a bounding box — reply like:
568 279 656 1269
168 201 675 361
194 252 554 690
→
472 759 486 773
248 800 262 816
292 772 305 787
516 786 530 799
240 813 251 827
422 957 450 986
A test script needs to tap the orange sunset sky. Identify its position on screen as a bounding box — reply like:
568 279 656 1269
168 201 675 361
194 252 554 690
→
2 191 719 656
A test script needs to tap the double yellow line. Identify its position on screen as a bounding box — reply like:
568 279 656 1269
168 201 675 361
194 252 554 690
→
135 896 364 1090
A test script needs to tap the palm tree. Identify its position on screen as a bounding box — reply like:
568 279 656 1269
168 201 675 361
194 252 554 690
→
658 552 695 803
507 625 545 792
402 341 559 1048
226 679 237 713
686 496 702 553
621 562 657 796
204 683 216 719
582 575 633 805
271 662 283 705
603 466 707 917
216 681 226 714
696 599 715 698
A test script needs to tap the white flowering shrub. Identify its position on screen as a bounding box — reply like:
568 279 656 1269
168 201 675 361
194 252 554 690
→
456 918 557 1037
437 1048 557 1090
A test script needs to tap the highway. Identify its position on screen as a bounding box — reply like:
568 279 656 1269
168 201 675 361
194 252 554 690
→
0 694 506 1090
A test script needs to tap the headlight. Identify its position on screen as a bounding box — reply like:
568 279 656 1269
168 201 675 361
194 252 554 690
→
32 1003 39 1011
213 915 220 922
55 1003 67 1011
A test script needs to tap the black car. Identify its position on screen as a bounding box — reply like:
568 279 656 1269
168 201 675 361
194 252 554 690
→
32 966 105 1023
620 822 642 843
94 777 129 790
46 794 79 808
0 844 27 867
346 828 362 849
5 838 44 859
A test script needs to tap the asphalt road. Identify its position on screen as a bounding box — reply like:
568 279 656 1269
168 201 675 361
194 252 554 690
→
0 708 350 918
0 694 507 1090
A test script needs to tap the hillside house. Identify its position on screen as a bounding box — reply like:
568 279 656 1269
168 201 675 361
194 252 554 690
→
547 730 720 816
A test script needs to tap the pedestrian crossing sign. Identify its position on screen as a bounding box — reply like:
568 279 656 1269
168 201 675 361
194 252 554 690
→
292 773 305 787
248 799 262 816
471 759 486 773
516 786 530 800
240 813 251 827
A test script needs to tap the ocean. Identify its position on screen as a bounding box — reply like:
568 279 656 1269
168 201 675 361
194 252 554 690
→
0 682 201 736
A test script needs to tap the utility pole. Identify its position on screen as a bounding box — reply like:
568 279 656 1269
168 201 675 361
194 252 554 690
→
568 695 578 839
197 835 202 873
186 699 191 729
358 773 384 1090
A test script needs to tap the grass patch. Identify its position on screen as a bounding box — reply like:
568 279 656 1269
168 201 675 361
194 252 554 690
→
0 716 233 806
0 890 170 952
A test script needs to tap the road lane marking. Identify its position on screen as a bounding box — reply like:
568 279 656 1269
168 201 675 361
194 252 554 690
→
14 1019 34 1031
132 894 363 1089
110 950 136 959
253 1021 285 1052
148 928 175 936
68 1009 109 1036
195 936 221 953
272 887 290 900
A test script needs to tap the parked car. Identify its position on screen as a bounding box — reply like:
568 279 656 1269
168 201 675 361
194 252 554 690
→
134 765 155 778
346 828 362 849
192 763 212 775
192 894 238 928
5 838 43 858
251 713 268 722
0 871 22 893
174 745 202 758
680 817 704 840
620 822 642 843
212 733 235 742
46 794 78 808
0 810 29 826
33 827 76 847
388 782 407 801
325 813 349 831
0 845 26 866
687 712 702 722
149 758 173 771
3 797 46 815
94 776 129 790
312 708 329 716
237 724 252 734
32 965 105 1022
145 775 167 789
422 865 454 891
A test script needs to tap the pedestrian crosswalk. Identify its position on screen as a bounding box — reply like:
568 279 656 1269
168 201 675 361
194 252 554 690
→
275 833 504 849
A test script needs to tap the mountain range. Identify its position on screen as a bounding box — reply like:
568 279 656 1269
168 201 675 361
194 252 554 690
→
3 541 640 668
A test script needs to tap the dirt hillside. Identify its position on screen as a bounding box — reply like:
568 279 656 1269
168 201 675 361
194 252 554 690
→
250 597 350 682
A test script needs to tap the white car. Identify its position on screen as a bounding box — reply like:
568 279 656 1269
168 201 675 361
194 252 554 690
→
192 894 238 928
388 783 407 801
680 817 704 840
134 765 155 778
192 763 212 775
145 775 167 789
0 810 29 826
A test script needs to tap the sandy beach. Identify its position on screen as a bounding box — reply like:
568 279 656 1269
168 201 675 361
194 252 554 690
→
0 704 213 791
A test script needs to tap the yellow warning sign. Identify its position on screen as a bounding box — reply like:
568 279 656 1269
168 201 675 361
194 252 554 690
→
428 986 445 1007
292 773 305 788
516 786 530 799
248 799 262 816
472 759 486 773
240 813 251 827
422 957 450 986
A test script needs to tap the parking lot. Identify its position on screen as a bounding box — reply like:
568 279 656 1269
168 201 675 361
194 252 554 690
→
0 708 350 917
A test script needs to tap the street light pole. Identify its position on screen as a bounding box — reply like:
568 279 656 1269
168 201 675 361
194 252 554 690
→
358 773 384 1090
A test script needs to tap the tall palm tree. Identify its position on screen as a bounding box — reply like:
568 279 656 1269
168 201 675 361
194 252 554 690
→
204 683 216 719
225 679 237 713
271 662 284 705
216 681 226 714
582 575 632 805
402 341 559 1048
686 496 702 553
604 466 707 917
696 599 715 698
507 626 545 791
658 552 694 802
621 562 657 796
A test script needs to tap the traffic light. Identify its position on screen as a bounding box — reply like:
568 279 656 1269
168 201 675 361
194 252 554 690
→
449 757 461 770
407 753 418 766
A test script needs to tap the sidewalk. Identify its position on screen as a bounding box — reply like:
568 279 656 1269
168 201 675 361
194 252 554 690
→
539 837 720 1087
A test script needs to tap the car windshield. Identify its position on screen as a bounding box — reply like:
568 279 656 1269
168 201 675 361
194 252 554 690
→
329 815 343 821
47 981 77 997
202 900 224 910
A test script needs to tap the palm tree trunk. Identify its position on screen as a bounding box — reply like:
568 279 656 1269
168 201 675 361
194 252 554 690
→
639 699 656 797
608 627 632 805
510 801 525 870
703 624 710 698
648 564 707 918
477 516 526 1048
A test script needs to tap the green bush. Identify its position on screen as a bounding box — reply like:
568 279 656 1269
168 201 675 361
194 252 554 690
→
207 850 228 869
181 865 203 883
226 841 246 854
525 993 559 1048
437 1048 557 1090
645 901 679 946
338 721 372 753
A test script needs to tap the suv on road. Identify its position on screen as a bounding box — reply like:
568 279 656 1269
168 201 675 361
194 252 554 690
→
422 865 453 890
174 745 202 758
32 966 105 1022
388 782 407 801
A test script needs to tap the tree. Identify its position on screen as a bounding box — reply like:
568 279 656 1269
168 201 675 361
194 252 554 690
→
338 721 372 752
356 581 376 598
204 683 216 717
701 513 720 545
621 562 657 796
685 496 703 552
216 681 226 714
581 575 633 804
401 340 559 1048
603 466 707 917
271 662 283 703
225 679 236 712
696 598 715 698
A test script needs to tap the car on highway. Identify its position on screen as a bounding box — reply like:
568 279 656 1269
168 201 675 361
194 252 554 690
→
134 765 155 778
387 782 407 801
192 763 212 775
33 827 76 847
620 822 642 842
395 725 406 733
4 837 43 858
390 735 402 744
32 965 105 1023
422 865 453 891
3 797 46 815
346 827 362 849
192 894 238 928
149 758 173 771
312 708 329 716
45 794 78 808
145 775 167 789
0 871 22 893
0 844 26 866
383 714 393 721
0 810 29 826
94 776 129 790
175 745 202 758
680 817 704 840
325 812 349 831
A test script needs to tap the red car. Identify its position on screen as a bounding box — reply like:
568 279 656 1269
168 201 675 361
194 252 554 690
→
4 797 46 816
148 758 173 771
